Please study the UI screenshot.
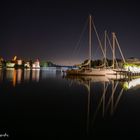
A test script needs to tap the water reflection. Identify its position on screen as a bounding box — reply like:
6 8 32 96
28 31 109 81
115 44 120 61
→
65 75 125 134
40 69 56 79
123 77 140 90
1 69 140 137
0 68 61 86
0 69 41 86
24 69 31 81
17 69 23 84
0 69 3 82
6 68 15 82
32 69 40 82
1 68 140 91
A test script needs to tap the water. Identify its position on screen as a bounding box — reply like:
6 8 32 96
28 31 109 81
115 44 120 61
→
0 68 140 139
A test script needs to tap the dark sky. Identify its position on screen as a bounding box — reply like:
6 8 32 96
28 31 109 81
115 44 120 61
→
0 0 140 65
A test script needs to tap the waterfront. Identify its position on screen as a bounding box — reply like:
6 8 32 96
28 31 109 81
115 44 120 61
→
0 68 140 139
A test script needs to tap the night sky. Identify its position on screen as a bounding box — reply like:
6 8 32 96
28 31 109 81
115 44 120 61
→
0 0 140 65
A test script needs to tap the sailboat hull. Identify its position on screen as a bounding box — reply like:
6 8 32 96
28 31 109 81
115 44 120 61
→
66 68 106 76
105 69 117 75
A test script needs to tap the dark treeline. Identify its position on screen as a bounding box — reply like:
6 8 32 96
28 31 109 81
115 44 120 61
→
83 58 122 68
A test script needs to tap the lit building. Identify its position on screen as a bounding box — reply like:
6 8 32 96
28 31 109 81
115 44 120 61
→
32 59 40 69
24 62 30 68
16 60 23 66
6 62 15 68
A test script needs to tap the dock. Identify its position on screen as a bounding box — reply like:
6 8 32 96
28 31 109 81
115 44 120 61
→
115 69 140 79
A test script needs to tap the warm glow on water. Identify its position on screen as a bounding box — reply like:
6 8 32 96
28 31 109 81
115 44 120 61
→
0 69 140 138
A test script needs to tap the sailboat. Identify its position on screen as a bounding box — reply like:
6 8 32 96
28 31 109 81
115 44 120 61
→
104 31 126 76
66 15 106 76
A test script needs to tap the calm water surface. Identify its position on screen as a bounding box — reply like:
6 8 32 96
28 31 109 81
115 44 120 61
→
0 68 140 139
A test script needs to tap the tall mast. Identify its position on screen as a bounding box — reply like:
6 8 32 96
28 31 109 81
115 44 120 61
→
104 30 107 68
89 15 92 68
114 34 126 63
112 32 115 69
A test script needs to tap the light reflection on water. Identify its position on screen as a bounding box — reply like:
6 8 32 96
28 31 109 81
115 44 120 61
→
65 76 124 120
3 68 40 86
1 68 140 138
64 75 140 137
1 68 140 115
1 68 140 90
0 68 59 86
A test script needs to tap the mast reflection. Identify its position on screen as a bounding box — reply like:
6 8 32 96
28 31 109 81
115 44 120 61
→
65 75 125 135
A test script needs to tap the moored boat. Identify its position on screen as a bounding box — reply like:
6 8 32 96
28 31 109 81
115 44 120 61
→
67 67 106 76
66 15 106 76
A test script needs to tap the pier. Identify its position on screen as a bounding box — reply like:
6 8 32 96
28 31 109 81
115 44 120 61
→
115 69 140 79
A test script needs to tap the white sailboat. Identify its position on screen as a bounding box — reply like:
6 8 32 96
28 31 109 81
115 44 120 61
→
66 15 106 76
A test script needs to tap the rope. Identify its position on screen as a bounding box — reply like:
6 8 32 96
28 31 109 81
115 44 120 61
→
68 18 88 65
115 35 126 63
93 33 104 59
91 18 106 59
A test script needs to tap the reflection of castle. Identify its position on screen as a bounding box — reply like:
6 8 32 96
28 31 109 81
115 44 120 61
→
0 68 60 85
24 69 31 81
0 69 40 86
32 69 40 82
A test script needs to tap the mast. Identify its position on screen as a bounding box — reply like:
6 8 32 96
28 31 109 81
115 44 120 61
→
114 34 126 63
89 15 92 68
104 30 107 68
112 32 115 69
